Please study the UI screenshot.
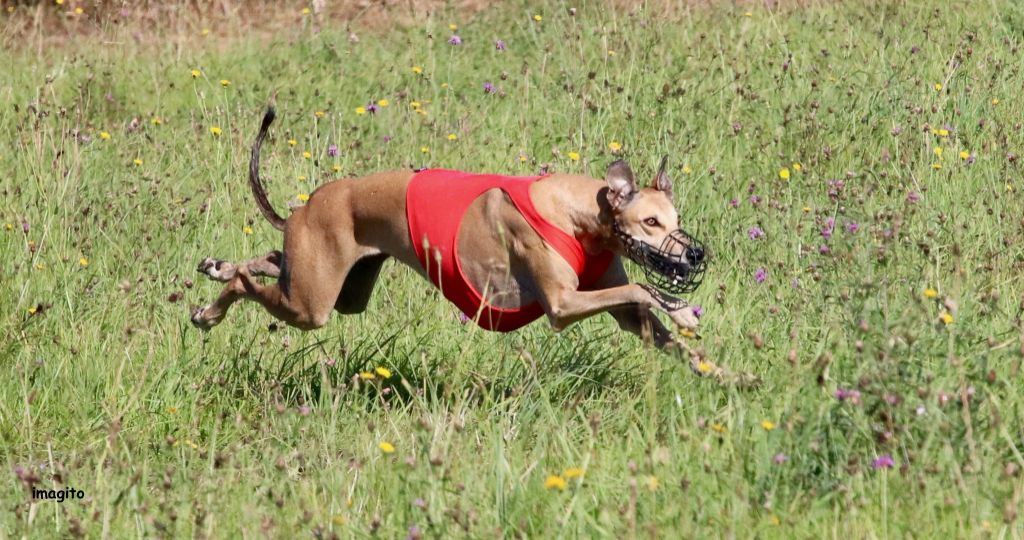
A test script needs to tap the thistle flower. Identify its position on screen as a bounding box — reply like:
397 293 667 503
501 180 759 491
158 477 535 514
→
754 267 767 283
495 39 507 51
482 82 496 94
447 35 462 45
748 226 765 240
328 144 338 157
872 454 895 469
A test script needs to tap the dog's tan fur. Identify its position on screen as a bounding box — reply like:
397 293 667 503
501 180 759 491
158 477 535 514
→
192 109 705 360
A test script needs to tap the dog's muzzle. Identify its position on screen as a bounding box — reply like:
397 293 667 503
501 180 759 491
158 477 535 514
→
613 222 707 294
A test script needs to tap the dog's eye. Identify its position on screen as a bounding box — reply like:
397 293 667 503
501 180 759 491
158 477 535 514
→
643 217 660 227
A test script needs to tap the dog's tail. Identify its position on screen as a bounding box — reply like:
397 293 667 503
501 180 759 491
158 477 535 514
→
249 107 287 232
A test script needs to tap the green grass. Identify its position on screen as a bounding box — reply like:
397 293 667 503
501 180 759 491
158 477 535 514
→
3 1 1024 537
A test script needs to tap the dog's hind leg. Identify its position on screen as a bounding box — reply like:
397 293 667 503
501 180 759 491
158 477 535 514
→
197 251 283 282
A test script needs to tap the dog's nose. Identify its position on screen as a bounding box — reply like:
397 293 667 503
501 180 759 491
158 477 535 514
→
685 246 705 265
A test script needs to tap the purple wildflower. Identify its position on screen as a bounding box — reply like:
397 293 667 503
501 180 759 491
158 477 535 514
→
773 453 789 465
907 191 921 203
845 222 860 234
749 195 762 205
729 198 739 208
747 226 765 240
366 103 379 114
448 34 462 45
458 312 471 324
835 388 862 405
298 405 311 416
483 82 496 94
871 454 895 470
324 358 337 367
327 144 338 157
407 525 423 540
383 135 393 143
21 220 29 234
754 267 767 284
821 216 835 239
818 244 830 254
691 305 704 318
966 153 976 165
890 126 903 136
495 39 506 51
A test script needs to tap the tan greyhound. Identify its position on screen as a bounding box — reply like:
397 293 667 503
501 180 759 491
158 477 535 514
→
192 108 712 362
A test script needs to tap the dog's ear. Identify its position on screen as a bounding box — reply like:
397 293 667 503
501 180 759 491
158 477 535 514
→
651 155 673 198
605 160 637 210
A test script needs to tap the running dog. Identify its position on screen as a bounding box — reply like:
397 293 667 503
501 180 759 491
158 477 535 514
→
192 108 710 362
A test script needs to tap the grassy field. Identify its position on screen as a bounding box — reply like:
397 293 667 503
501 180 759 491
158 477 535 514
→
3 0 1024 537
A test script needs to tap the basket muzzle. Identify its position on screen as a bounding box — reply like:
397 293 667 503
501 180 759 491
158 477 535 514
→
613 222 707 295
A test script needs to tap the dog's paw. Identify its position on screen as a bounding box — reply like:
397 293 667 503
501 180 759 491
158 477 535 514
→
190 304 219 331
668 305 700 331
197 258 233 281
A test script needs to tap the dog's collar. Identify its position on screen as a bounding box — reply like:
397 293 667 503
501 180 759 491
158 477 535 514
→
611 221 706 294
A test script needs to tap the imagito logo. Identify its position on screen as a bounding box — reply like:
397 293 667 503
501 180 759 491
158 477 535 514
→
32 486 85 503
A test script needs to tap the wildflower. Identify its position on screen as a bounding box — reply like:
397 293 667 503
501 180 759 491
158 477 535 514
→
932 163 942 170
924 288 938 298
210 126 222 136
3 223 11 231
99 131 111 140
366 103 379 114
332 165 342 172
191 69 201 78
495 39 506 51
934 83 942 91
375 366 392 378
533 14 542 22
992 98 1000 105
355 107 366 115
302 151 312 159
754 267 767 283
691 305 704 318
747 226 765 240
151 117 162 125
358 371 376 380
818 244 830 254
890 126 903 136
298 405 311 415
544 475 567 491
773 453 789 464
378 441 395 454
448 23 458 30
939 312 954 325
411 66 424 75
458 312 471 324
959 150 970 160
778 167 790 180
296 193 310 202
802 206 812 213
302 7 311 14
287 139 297 146
332 515 346 526
420 146 429 154
792 162 802 171
729 198 739 208
447 133 457 141
749 195 761 205
563 467 584 479
683 164 692 174
220 79 231 87
711 423 727 434
872 454 895 469
835 388 862 404
645 475 659 491
243 226 253 235
482 82 496 94
933 146 943 158
296 175 306 181
608 141 622 152
133 159 143 166
845 222 859 234
937 128 949 137
696 361 713 374
567 151 580 161
907 191 921 203
79 257 89 267
410 101 422 109
760 420 776 431
377 99 390 107
744 11 753 16
447 35 462 45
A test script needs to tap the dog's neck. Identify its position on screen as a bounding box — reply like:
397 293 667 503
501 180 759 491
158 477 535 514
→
535 176 620 256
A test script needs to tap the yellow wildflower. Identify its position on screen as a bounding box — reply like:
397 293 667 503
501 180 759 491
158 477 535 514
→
301 7 311 14
543 475 567 491
4 223 11 231
760 420 776 431
78 257 89 267
563 467 585 479
377 99 389 107
792 162 802 171
332 515 346 526
296 175 307 181
210 126 222 136
287 139 297 146
933 146 943 157
359 371 376 380
939 312 953 325
302 151 312 159
932 163 942 170
959 150 969 160
567 151 580 161
420 146 430 154
683 164 693 174
447 133 457 141
355 106 366 115
711 422 727 434
99 131 111 140
992 98 1000 105
133 159 143 166
802 206 812 213
243 226 253 235
645 475 659 491
74 7 82 15
28 306 37 315
533 14 543 22
410 101 421 109
378 441 395 454
448 23 458 31
296 193 310 202
744 11 753 17
937 128 949 137
679 328 696 338
332 164 342 172
190 69 202 78
411 66 423 75
934 82 942 91
923 288 938 298
696 361 713 374
778 168 791 180
151 117 162 125
608 141 622 152
220 79 231 87
314 110 325 118
375 366 392 378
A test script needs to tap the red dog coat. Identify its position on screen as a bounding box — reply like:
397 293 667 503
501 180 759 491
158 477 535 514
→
406 169 614 332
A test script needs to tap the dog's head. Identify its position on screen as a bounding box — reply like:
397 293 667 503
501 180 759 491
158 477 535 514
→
604 157 706 294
